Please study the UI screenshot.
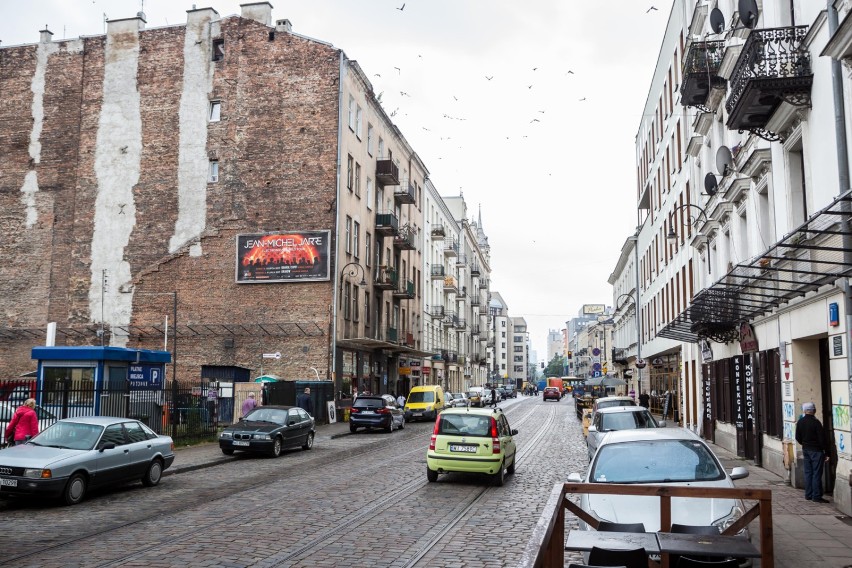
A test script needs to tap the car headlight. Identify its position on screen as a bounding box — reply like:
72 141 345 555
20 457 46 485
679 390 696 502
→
220 432 232 438
23 468 51 479
713 504 746 535
425 405 433 411
253 434 271 440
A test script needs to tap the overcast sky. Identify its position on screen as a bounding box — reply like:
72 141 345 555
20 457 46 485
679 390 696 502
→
0 0 671 359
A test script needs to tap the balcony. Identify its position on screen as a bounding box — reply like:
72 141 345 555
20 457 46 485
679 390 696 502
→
680 40 726 110
375 159 399 187
443 312 458 327
726 26 812 140
470 262 480 276
456 286 467 299
442 350 458 364
613 348 629 365
430 305 445 319
393 224 417 250
455 318 467 330
478 277 488 290
456 254 467 267
443 275 458 293
386 326 398 343
430 265 445 280
470 295 480 306
374 266 398 290
471 325 480 336
443 238 459 257
430 225 446 239
393 279 415 299
394 180 416 205
375 212 399 236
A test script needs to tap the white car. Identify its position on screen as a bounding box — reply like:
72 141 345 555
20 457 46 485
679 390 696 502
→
447 393 469 408
586 406 663 461
568 429 750 537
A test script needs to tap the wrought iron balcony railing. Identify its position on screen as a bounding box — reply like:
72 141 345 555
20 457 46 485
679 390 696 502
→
374 266 398 290
470 262 481 276
393 279 415 299
726 26 812 140
375 159 400 186
443 275 458 292
430 265 445 279
430 225 446 238
375 212 399 236
680 40 726 109
443 238 459 257
430 305 445 318
393 224 417 250
394 179 416 205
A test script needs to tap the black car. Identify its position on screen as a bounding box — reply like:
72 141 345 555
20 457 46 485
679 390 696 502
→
219 405 315 457
349 394 405 433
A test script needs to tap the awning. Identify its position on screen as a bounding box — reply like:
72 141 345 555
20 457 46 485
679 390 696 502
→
337 337 436 359
660 190 852 343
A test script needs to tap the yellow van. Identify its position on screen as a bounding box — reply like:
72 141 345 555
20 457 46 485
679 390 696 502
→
404 385 445 422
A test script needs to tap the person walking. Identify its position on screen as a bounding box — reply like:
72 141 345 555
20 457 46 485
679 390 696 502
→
490 386 498 408
796 401 831 503
396 392 406 409
297 387 314 416
241 392 258 418
5 398 39 446
638 391 650 409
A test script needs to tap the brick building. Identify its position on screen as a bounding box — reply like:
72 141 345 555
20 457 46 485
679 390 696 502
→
0 3 434 395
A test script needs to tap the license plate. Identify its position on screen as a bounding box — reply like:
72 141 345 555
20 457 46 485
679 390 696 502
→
362 410 374 414
233 441 250 446
413 413 422 417
0 478 17 487
449 444 477 453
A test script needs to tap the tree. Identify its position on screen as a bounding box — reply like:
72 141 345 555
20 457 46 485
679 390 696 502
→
544 354 566 378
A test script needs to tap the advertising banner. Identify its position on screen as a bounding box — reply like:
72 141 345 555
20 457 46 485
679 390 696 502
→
236 230 330 283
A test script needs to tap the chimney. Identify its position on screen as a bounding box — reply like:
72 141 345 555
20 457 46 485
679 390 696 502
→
187 6 219 26
240 2 273 26
39 27 54 43
275 19 292 33
106 13 146 35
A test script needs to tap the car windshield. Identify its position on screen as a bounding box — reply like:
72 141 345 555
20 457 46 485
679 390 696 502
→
244 408 288 424
600 411 658 431
29 421 103 450
590 440 724 483
408 391 435 403
437 414 492 437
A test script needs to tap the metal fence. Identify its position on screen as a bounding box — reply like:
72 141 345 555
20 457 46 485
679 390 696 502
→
1 379 227 444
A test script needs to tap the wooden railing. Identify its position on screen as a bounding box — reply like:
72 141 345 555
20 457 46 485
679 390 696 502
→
519 482 773 568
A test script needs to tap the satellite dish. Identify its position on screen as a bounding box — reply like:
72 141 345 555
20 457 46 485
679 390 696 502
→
716 145 734 177
704 173 718 196
709 8 726 34
738 0 759 29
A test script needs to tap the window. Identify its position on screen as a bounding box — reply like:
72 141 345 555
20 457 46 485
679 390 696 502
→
353 221 360 259
212 39 224 61
343 282 351 320
355 163 361 197
347 155 354 191
345 216 352 255
352 285 359 321
366 178 373 210
378 137 385 159
376 186 383 212
101 424 126 446
365 293 371 327
365 233 372 268
124 422 147 443
501 332 506 338
367 124 374 155
356 105 363 139
208 160 219 183
348 95 355 130
209 101 221 122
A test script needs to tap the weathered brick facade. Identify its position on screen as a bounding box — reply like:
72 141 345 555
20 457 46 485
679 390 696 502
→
0 9 341 382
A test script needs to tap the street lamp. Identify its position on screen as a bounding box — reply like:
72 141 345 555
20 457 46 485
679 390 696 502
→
339 261 368 287
666 203 708 243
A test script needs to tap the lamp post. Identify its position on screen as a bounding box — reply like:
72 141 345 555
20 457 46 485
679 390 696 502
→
616 291 640 389
337 261 367 395
666 203 708 243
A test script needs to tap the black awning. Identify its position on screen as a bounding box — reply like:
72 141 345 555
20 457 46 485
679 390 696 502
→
660 189 852 343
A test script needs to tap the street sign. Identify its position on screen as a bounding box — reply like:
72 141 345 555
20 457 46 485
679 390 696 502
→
592 362 601 371
263 352 281 359
592 347 601 357
592 370 602 378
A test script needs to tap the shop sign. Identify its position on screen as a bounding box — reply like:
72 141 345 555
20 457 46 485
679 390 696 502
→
583 304 605 315
129 364 162 388
699 339 713 363
739 323 758 353
703 376 712 422
829 302 839 327
410 360 421 368
732 355 753 431
399 366 412 375
422 366 431 375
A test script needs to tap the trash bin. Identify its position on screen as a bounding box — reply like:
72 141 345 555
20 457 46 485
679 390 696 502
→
343 407 350 422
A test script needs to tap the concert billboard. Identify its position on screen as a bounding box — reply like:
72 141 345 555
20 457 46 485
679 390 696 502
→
235 230 331 283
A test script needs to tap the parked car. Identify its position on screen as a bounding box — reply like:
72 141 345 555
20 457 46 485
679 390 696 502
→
586 406 664 461
349 394 404 433
219 405 315 457
467 387 485 407
447 393 469 408
0 416 175 505
502 385 517 399
426 407 518 486
0 401 58 446
568 429 751 553
543 387 561 401
480 390 496 406
593 396 637 414
404 385 446 421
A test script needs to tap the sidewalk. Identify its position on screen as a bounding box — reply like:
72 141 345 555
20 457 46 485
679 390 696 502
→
704 439 852 567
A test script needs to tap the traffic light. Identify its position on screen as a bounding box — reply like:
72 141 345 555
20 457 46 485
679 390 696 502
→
540 362 545 369
567 351 573 359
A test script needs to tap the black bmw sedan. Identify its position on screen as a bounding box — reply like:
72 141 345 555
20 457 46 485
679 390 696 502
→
219 405 315 457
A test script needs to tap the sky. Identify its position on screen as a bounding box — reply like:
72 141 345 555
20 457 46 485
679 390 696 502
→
0 0 672 360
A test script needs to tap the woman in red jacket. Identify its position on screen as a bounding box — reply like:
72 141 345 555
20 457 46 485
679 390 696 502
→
5 398 39 445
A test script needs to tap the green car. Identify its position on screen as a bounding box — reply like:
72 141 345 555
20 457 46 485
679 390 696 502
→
426 407 518 486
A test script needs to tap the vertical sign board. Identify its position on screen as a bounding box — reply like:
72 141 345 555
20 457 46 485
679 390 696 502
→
744 354 754 430
732 355 745 430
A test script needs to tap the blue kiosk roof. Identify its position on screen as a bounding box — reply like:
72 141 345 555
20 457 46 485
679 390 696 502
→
32 346 171 364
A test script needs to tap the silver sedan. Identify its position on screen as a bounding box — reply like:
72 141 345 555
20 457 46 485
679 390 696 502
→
0 416 175 505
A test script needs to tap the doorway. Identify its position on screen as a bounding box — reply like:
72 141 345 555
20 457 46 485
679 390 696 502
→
818 338 837 494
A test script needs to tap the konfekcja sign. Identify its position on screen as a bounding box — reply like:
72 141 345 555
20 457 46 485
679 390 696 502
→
235 230 331 283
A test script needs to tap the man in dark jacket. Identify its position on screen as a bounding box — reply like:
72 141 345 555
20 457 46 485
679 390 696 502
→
296 387 314 416
795 401 830 503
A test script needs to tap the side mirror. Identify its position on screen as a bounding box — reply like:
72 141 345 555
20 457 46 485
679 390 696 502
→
567 472 583 483
99 442 116 452
730 466 749 480
588 425 598 433
511 429 518 435
658 420 667 427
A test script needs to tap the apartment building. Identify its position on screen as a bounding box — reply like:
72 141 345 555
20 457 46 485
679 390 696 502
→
488 291 510 383
508 317 529 385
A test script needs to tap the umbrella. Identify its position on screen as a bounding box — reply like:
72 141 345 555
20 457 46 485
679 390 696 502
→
584 377 604 386
254 375 280 383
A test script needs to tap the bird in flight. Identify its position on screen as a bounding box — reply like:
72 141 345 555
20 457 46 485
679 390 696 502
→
397 3 405 11
532 67 538 71
394 66 401 74
422 127 431 131
566 70 575 75
527 85 533 89
530 119 540 123
400 91 410 97
485 75 493 81
453 96 458 101
646 6 657 12
579 97 586 101
538 110 545 114
374 73 381 77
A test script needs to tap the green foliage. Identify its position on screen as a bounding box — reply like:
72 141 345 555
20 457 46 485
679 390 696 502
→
544 355 566 377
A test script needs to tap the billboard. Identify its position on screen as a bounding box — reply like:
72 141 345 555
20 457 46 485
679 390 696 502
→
583 304 605 315
236 230 331 283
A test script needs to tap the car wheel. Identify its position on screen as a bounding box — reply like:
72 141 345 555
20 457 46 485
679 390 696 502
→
269 436 283 458
302 432 314 450
492 461 505 487
221 448 235 455
141 458 164 487
63 473 87 506
349 423 358 434
507 456 516 475
385 418 394 433
426 467 438 482
399 416 405 430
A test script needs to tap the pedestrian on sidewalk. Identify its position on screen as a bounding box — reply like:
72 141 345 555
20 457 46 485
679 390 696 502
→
490 386 498 408
795 401 831 503
638 392 650 409
396 392 406 409
241 392 257 418
4 398 38 446
297 387 314 416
